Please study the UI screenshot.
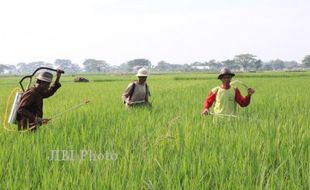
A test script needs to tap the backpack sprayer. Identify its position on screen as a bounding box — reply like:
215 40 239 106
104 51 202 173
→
2 67 64 132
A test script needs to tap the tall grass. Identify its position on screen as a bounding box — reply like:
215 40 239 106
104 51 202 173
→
0 72 309 189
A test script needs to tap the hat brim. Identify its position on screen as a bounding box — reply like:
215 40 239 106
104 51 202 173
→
218 73 235 79
136 74 148 77
36 76 52 83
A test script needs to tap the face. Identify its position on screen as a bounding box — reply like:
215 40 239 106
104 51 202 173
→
37 81 50 92
220 75 232 84
138 76 147 84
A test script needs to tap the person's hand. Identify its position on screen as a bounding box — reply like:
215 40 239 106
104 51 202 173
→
56 69 64 78
42 118 50 125
201 108 210 115
35 117 43 126
247 88 255 96
126 100 133 105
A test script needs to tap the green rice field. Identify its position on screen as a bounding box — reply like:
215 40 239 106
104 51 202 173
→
0 71 310 189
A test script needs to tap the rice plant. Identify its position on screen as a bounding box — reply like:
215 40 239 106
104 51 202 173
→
0 72 309 189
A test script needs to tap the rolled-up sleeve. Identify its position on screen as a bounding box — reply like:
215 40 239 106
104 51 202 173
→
235 88 251 107
203 91 216 110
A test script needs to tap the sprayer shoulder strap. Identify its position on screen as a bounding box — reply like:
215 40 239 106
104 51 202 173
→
128 81 136 101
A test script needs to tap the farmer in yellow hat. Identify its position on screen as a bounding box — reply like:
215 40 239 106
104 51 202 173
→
16 70 63 131
122 68 151 108
201 68 255 116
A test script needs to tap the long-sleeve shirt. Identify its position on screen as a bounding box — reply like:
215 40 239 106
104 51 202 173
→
16 82 61 130
203 86 251 115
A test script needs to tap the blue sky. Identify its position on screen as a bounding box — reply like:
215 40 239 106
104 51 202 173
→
0 0 309 65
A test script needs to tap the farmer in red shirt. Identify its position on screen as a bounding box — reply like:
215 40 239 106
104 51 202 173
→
201 68 255 116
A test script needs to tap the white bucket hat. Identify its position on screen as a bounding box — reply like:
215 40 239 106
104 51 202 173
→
36 71 53 83
136 68 149 77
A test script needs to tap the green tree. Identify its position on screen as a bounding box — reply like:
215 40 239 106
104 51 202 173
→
127 59 151 70
155 60 171 71
54 59 73 70
302 55 310 67
234 54 261 71
83 59 109 72
270 59 285 70
222 59 240 70
120 58 151 71
0 64 9 74
16 61 52 74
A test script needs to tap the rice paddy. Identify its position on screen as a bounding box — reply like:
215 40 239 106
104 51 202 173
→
0 71 309 189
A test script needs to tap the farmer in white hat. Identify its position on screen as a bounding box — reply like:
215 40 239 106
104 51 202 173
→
201 68 255 116
122 68 151 108
16 70 63 131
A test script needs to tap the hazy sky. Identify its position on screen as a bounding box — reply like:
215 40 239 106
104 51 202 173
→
0 0 309 65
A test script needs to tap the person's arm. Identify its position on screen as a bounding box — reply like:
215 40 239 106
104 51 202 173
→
41 70 62 98
42 82 61 98
235 88 254 107
122 83 134 103
145 84 150 102
202 91 216 114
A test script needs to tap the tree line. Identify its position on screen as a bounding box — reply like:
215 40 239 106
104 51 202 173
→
1 54 310 75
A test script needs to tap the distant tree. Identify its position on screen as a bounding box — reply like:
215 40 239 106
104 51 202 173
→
269 59 285 70
205 60 222 71
284 61 299 69
54 59 81 73
190 62 204 66
302 55 310 67
5 65 17 74
154 60 189 72
16 61 51 74
127 59 151 68
182 64 192 72
0 64 9 74
54 59 73 71
119 59 151 72
30 61 51 68
154 60 172 71
262 63 273 71
189 62 210 71
222 59 240 71
82 59 109 72
254 59 262 70
71 64 82 73
16 62 29 74
16 63 27 74
234 54 261 71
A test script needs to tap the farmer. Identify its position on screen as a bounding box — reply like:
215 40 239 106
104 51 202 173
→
201 68 255 116
122 68 151 108
16 70 63 131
